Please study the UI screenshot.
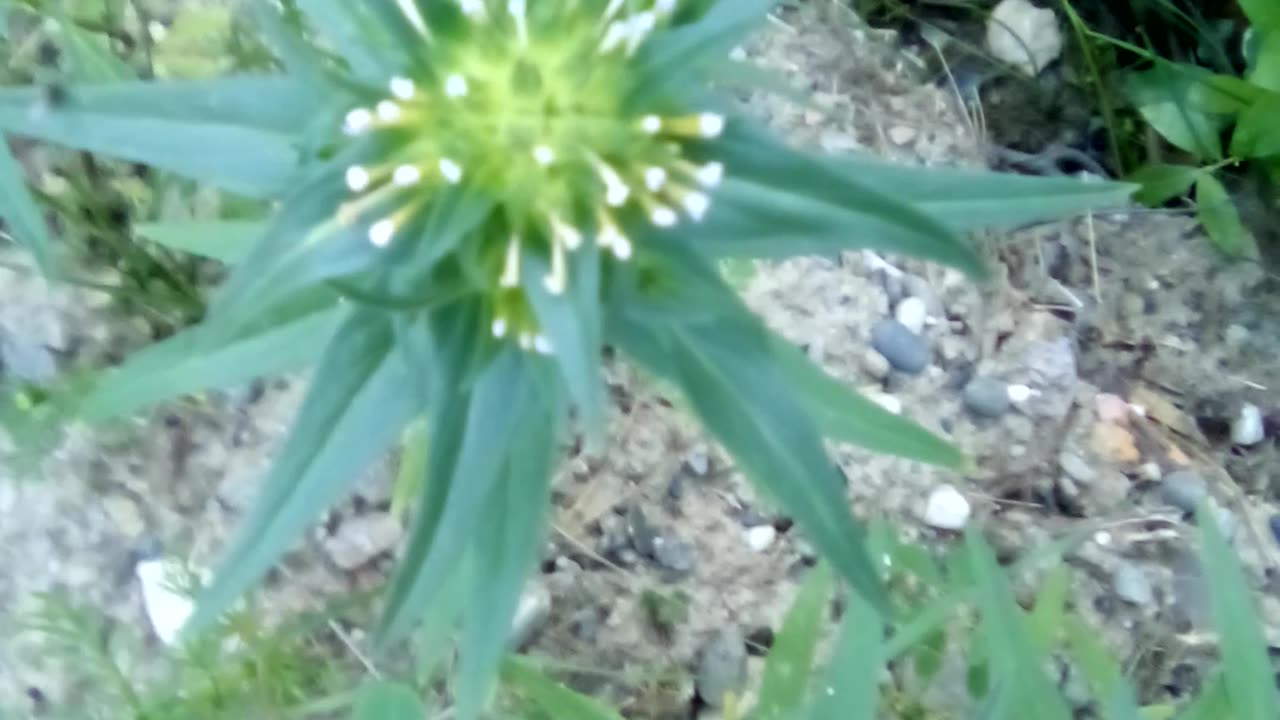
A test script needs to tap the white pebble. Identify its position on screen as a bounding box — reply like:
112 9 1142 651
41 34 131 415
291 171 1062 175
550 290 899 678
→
867 391 903 415
136 558 195 646
1232 403 1265 446
924 484 971 531
744 525 777 552
1006 384 1035 403
894 297 927 335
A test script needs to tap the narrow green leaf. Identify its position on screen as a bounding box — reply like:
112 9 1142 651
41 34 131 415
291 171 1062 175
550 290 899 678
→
456 381 560 720
502 657 627 720
56 16 135 84
187 308 416 636
1230 93 1280 159
1128 164 1203 206
351 682 426 720
0 76 319 197
377 351 533 646
1026 565 1071 655
1248 33 1280 92
819 157 1135 232
0 137 52 272
1197 503 1280 720
659 319 886 612
1179 674 1232 720
523 247 605 447
81 295 341 422
630 0 775 102
391 419 428 520
1062 615 1143 720
135 220 264 264
965 532 1071 720
808 589 883 720
771 339 964 468
296 0 404 81
706 120 984 277
752 565 834 720
1196 174 1255 258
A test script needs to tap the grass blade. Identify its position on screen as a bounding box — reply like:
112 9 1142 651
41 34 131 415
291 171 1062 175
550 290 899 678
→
1197 504 1280 720
352 681 427 719
0 137 52 272
187 308 416 636
502 657 627 720
1062 615 1143 720
751 565 834 719
808 589 883 720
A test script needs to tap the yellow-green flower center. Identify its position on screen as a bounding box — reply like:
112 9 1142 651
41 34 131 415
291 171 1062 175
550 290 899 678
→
337 0 725 353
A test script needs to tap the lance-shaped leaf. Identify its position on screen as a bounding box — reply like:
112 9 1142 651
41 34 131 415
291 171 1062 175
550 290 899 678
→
808 584 883 720
185 307 416 635
0 75 321 197
502 657 627 720
295 0 412 82
702 120 984 276
135 220 265 264
751 565 833 719
352 682 428 720
0 137 52 272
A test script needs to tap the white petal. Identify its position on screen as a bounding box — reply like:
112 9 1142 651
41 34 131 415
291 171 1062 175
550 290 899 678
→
389 76 415 100
343 108 373 135
683 192 709 221
438 158 463 184
376 100 402 121
392 165 421 186
650 206 677 227
696 161 724 187
612 234 633 260
369 219 396 247
640 114 662 134
533 145 555 166
491 317 508 338
136 559 194 646
644 166 667 191
445 74 469 98
533 334 554 355
345 165 370 192
698 112 725 138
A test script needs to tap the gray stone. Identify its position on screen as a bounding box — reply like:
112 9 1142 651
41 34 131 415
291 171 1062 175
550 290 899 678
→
1160 471 1208 514
684 445 710 476
963 376 1011 418
894 297 928 334
1232 403 1265 446
870 319 929 374
696 628 748 708
653 535 696 576
508 579 552 650
1059 451 1096 485
1206 501 1238 542
0 332 56 383
1112 563 1155 606
627 505 660 558
860 347 891 381
321 513 403 570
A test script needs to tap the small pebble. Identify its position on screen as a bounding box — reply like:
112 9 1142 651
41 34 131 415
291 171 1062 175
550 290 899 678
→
508 579 552 649
1007 384 1035 404
1139 462 1163 481
888 125 918 145
696 628 748 708
1232 403 1265 446
1112 563 1155 606
685 444 711 476
1160 470 1208 514
868 391 903 415
653 535 696 576
1268 515 1280 547
744 525 777 552
1058 451 1096 485
870 319 930 374
1205 501 1237 541
860 347 891 381
136 558 194 646
924 484 971 530
1095 393 1131 425
963 376 1011 418
894 297 928 334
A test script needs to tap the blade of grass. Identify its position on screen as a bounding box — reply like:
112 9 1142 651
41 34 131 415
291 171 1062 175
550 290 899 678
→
502 656 627 720
0 136 52 272
751 565 834 720
807 587 883 720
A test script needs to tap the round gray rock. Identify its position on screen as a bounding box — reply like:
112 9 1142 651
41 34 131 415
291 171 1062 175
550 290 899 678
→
870 319 929 374
1160 470 1208 514
963 376 1011 418
1113 563 1155 606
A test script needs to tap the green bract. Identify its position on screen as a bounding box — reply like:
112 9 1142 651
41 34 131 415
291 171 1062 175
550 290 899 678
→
0 0 1133 715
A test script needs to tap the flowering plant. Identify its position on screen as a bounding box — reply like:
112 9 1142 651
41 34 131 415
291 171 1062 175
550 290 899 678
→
0 1 1129 714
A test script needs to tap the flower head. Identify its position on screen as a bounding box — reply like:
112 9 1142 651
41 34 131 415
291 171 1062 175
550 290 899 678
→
334 0 727 353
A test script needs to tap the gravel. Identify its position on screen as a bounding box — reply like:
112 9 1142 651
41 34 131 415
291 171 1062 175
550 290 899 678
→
870 319 930 374
744 525 777 553
1160 470 1208 514
1232 403 1265 446
1112 563 1155 606
924 484 971 531
894 297 928 334
696 628 748 708
320 513 403 571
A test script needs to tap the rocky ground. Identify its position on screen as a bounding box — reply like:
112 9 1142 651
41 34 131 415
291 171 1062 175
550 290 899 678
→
2 3 1279 718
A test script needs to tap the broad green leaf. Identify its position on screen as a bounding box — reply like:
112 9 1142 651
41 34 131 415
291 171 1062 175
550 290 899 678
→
502 657 627 720
1249 33 1280 92
377 351 533 646
0 76 320 197
1179 675 1232 720
706 120 984 277
1240 1 1280 33
965 532 1071 720
0 137 52 272
135 220 265 264
752 565 834 719
1062 615 1143 720
772 339 964 468
351 681 426 720
1197 503 1280 720
1230 93 1280 159
660 318 886 612
1026 565 1070 654
296 0 406 81
1196 175 1255 258
187 308 416 636
456 378 561 720
80 295 341 422
830 157 1136 231
1127 67 1230 160
1128 164 1202 206
809 589 883 720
